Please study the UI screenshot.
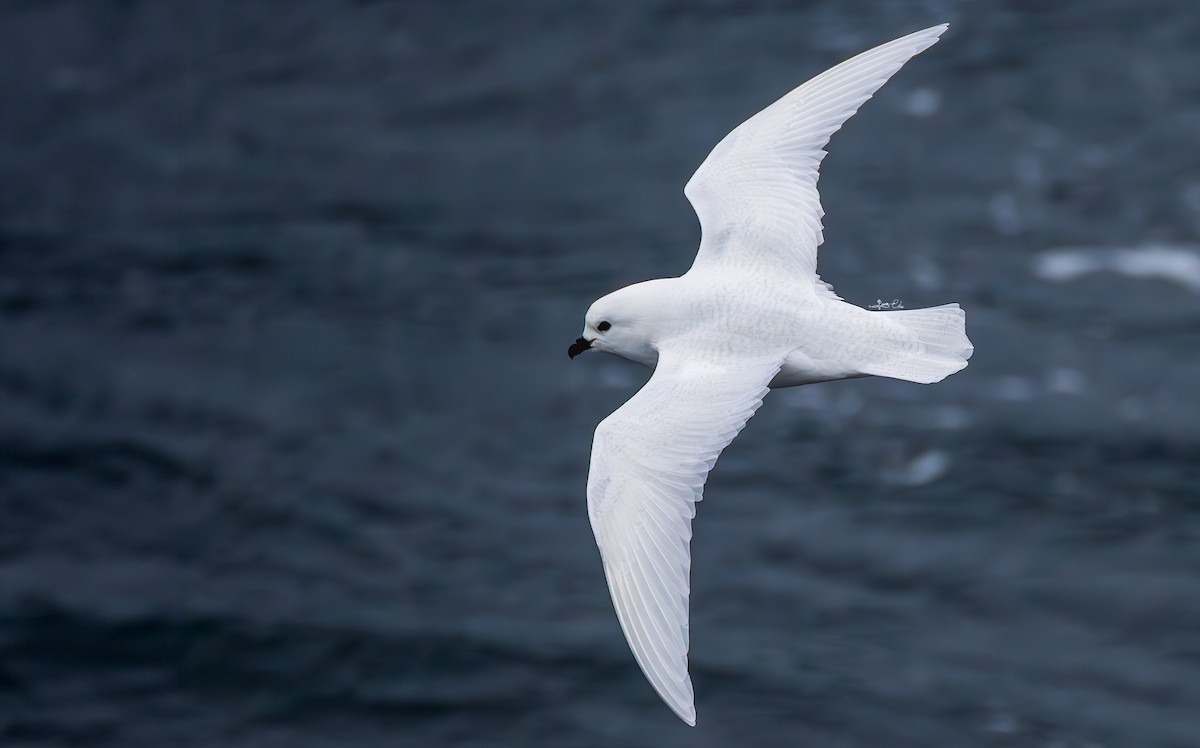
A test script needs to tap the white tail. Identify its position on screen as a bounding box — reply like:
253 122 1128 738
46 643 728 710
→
858 303 973 384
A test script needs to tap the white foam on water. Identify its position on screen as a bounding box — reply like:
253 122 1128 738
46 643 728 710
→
1045 367 1087 396
903 87 941 117
882 449 950 487
1033 244 1200 292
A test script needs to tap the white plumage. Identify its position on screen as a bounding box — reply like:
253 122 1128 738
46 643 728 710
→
573 24 972 725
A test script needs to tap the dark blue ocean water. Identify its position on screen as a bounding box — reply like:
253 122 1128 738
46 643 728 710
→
2 1 1199 746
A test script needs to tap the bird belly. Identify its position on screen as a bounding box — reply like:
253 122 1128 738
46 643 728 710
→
770 348 867 388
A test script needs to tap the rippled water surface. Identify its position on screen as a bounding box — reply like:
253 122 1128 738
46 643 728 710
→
2 2 1199 746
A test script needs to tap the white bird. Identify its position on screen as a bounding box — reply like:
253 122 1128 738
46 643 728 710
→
568 24 972 725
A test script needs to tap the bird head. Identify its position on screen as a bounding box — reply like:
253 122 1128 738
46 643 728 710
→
569 280 669 368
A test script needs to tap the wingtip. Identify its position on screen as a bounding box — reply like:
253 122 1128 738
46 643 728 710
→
666 694 697 726
883 24 948 57
901 23 948 42
901 23 949 54
918 23 949 40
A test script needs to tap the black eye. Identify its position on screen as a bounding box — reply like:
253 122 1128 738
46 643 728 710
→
597 320 611 332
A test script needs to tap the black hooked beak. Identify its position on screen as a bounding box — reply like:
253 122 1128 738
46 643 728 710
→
567 337 592 359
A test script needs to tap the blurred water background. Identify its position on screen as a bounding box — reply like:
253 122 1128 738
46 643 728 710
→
2 1 1199 746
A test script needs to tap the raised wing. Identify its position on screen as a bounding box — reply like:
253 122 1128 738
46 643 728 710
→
685 24 947 290
586 350 783 725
